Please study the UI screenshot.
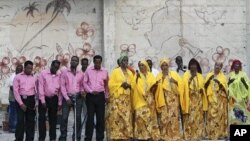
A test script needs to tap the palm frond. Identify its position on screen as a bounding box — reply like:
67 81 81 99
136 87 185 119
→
34 7 39 12
46 0 55 14
63 1 71 15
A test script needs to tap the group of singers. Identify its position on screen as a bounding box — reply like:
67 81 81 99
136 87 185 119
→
8 53 250 141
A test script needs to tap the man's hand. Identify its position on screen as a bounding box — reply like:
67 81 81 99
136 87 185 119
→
228 78 235 85
121 82 127 89
66 99 72 106
20 104 27 112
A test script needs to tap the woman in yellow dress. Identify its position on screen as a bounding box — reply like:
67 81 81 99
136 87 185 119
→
155 59 184 141
182 58 208 141
132 60 160 140
228 60 250 125
107 55 134 140
204 62 228 140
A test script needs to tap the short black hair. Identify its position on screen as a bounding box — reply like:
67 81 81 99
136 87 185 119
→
146 59 152 63
51 60 61 66
71 56 79 60
24 60 33 67
93 55 102 62
81 58 89 63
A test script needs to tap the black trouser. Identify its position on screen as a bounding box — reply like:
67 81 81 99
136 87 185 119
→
85 92 105 141
15 95 36 141
59 94 84 141
38 95 58 141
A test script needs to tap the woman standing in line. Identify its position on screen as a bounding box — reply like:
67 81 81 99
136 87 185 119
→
228 60 250 125
155 58 184 141
204 62 228 140
106 54 134 140
182 58 208 141
132 60 160 141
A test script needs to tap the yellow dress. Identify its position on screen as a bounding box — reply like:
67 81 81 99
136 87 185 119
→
132 71 160 140
106 67 134 140
205 71 228 140
155 71 184 141
182 70 208 141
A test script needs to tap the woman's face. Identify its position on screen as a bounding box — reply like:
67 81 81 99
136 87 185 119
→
121 57 128 68
139 63 147 73
234 63 241 73
161 62 169 73
190 64 197 73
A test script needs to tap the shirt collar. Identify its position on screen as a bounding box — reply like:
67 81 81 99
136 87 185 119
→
90 66 104 71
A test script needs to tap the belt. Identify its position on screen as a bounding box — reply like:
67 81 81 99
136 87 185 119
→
21 95 35 99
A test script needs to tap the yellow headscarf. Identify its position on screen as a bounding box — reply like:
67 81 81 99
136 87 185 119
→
140 60 150 72
159 58 170 67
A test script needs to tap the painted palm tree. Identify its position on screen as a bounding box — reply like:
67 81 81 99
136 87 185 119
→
24 2 39 17
20 0 72 54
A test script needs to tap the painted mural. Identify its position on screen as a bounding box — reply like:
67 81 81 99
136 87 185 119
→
0 0 248 103
0 0 103 103
113 0 246 73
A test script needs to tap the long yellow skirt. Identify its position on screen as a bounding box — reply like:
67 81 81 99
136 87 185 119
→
134 92 160 140
106 94 133 140
158 91 183 141
206 91 228 140
183 92 204 141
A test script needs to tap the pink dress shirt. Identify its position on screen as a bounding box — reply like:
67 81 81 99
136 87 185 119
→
13 72 37 106
60 69 84 101
38 69 62 105
83 66 109 97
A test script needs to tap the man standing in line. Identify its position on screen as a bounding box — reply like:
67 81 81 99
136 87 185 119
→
59 56 85 141
8 64 23 133
38 60 61 141
84 55 109 141
14 61 37 141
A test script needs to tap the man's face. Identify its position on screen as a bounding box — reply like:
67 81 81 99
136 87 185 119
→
176 57 183 66
50 63 60 74
94 58 102 70
81 60 89 71
234 63 241 72
24 64 33 75
70 57 79 68
16 65 23 74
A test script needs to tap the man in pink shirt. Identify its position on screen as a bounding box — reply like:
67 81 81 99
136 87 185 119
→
84 55 109 141
13 61 37 141
38 60 61 141
59 56 85 141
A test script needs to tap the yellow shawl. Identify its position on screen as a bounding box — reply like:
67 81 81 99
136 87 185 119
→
182 70 208 114
132 71 156 110
108 67 134 98
155 71 183 111
205 71 227 103
228 71 250 102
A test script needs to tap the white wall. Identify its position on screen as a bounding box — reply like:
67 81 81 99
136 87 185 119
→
0 0 249 103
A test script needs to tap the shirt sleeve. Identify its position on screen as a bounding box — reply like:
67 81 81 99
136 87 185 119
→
60 72 70 101
13 76 24 106
83 70 93 93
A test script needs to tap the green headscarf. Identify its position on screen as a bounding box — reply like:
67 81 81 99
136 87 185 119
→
118 52 128 65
